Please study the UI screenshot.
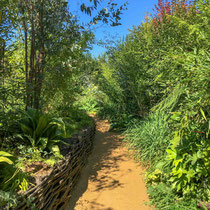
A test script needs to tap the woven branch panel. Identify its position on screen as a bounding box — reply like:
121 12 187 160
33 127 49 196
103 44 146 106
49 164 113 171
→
16 124 96 210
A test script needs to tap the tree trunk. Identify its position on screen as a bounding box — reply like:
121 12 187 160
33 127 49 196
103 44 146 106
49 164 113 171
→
26 0 36 108
22 7 29 109
34 0 45 109
1 40 5 112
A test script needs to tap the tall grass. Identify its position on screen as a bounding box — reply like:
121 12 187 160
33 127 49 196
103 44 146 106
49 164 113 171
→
151 84 184 113
124 111 171 163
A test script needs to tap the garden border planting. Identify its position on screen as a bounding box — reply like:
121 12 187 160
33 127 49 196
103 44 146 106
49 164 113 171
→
15 123 96 210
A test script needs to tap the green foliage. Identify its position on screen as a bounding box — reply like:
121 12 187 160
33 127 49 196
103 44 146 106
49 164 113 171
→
0 0 125 208
18 146 43 162
19 178 29 192
151 85 185 113
0 190 37 209
0 151 17 191
49 105 94 136
80 0 127 26
145 169 164 185
18 107 66 154
147 183 198 210
124 112 171 163
17 145 60 168
0 151 14 164
0 190 18 209
84 0 210 208
74 84 101 113
0 110 21 140
1 0 209 208
166 112 209 201
0 151 28 192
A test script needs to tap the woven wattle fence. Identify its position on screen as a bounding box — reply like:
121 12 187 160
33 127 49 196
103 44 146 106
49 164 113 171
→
16 123 96 210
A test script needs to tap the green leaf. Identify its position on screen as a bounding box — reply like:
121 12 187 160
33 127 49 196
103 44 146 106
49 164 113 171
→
20 123 33 136
0 151 13 157
173 158 183 167
171 131 181 149
49 145 63 159
39 137 48 150
200 108 207 121
186 169 195 183
197 150 202 159
166 149 177 160
51 145 60 153
0 157 13 164
191 153 198 165
35 115 49 139
176 182 181 191
171 112 182 121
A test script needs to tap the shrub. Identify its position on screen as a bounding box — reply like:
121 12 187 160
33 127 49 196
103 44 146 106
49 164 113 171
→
0 190 18 209
166 112 210 201
17 108 66 155
0 151 28 192
147 183 198 210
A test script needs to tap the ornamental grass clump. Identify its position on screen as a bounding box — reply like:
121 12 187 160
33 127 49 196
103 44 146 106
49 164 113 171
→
124 111 171 163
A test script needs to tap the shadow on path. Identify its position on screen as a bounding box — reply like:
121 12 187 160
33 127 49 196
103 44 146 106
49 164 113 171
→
63 117 150 210
63 118 124 210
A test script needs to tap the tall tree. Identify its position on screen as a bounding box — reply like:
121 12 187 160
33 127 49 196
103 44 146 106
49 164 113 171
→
15 0 127 109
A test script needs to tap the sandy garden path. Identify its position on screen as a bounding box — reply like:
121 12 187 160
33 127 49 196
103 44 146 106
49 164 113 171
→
63 117 150 210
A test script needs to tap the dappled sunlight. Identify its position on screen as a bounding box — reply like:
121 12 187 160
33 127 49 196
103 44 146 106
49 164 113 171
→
63 119 150 210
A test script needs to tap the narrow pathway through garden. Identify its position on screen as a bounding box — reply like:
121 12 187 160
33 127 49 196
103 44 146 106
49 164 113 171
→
63 117 150 210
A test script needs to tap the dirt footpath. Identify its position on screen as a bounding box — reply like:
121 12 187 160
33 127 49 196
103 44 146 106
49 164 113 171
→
63 118 150 210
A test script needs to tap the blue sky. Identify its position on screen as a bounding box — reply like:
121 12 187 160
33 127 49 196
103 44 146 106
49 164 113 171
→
68 0 158 57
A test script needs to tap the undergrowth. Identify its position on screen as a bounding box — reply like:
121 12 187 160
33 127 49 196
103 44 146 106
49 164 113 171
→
147 183 198 210
124 111 171 164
